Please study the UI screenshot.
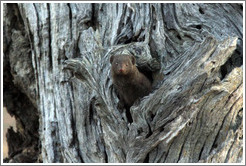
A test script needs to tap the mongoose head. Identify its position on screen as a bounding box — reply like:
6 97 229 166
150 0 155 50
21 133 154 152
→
110 54 136 75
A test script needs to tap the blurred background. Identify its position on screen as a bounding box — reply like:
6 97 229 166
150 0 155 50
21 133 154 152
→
3 107 16 159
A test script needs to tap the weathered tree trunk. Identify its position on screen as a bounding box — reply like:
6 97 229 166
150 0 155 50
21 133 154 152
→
3 3 243 163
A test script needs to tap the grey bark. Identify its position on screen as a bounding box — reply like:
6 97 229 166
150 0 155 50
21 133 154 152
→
3 3 243 163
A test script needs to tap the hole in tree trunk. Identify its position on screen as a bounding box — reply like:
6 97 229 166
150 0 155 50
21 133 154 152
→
199 7 205 14
143 153 149 163
125 107 133 123
195 25 202 29
219 48 242 80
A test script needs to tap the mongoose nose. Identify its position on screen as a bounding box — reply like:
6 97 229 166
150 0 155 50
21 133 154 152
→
119 69 123 72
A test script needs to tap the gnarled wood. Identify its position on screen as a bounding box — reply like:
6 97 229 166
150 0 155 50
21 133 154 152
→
3 3 243 163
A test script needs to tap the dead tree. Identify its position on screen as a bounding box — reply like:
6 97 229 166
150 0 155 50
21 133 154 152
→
3 3 243 163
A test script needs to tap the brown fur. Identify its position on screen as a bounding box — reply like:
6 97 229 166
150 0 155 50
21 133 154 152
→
110 54 151 108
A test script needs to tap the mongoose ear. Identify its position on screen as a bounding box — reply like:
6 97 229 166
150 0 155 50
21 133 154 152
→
131 55 136 65
110 55 114 64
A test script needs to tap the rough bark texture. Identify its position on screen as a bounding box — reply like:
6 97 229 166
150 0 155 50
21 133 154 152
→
3 3 243 163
